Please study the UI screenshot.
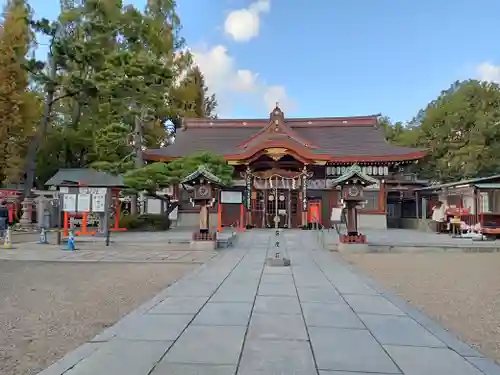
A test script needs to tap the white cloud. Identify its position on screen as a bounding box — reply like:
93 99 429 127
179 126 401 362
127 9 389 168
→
224 0 270 42
187 0 295 116
263 85 295 111
476 62 500 83
192 44 295 115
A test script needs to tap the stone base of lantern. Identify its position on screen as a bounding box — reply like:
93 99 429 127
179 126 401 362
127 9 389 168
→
190 231 217 250
192 231 216 241
340 233 367 244
338 234 369 253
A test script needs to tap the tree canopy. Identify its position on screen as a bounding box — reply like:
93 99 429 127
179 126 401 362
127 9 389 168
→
0 0 40 185
0 0 219 192
383 80 500 182
3 0 500 193
123 151 234 199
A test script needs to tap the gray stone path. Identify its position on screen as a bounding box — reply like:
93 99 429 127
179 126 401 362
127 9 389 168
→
38 230 500 375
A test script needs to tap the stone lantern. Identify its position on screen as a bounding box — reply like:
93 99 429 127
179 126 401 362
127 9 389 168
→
180 165 222 244
331 164 378 250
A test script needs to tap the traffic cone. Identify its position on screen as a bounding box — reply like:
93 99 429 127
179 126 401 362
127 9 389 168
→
65 229 76 251
38 228 49 244
3 227 12 249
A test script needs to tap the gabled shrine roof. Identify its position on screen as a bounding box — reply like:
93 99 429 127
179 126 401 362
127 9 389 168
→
46 168 125 187
180 165 222 185
145 109 426 163
331 164 379 186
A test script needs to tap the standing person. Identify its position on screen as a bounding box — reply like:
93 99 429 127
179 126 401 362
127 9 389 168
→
431 201 446 233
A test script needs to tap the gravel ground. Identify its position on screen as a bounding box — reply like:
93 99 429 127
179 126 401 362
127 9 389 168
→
342 253 500 362
0 260 199 375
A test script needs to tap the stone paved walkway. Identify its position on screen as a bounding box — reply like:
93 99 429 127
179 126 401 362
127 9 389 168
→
38 230 500 375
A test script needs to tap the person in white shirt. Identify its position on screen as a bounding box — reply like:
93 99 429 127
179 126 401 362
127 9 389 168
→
431 201 446 233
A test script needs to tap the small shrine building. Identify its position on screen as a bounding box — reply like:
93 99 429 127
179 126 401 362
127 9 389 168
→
144 106 426 229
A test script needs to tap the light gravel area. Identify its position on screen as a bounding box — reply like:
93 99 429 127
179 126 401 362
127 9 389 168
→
0 260 199 375
342 252 500 363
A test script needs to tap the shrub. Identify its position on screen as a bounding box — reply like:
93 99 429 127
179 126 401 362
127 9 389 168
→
118 214 171 231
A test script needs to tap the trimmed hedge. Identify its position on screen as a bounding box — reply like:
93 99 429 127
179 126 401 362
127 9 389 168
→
118 214 171 231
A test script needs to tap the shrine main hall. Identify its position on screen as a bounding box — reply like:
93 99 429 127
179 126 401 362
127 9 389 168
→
144 106 426 229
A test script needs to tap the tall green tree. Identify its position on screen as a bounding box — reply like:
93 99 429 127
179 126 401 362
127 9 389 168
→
181 66 218 119
395 80 500 181
416 80 500 180
31 0 197 189
0 0 40 185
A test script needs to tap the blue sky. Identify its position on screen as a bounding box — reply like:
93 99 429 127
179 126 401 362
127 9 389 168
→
18 0 500 122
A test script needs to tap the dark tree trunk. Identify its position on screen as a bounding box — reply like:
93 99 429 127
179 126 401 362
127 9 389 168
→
22 57 57 200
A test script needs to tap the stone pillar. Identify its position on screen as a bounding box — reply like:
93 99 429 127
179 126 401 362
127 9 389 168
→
36 196 45 227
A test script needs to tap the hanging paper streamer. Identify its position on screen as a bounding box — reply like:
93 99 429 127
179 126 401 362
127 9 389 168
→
245 169 252 209
302 174 307 211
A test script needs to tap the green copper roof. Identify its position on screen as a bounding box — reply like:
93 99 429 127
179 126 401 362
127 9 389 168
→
330 164 378 186
180 165 222 185
45 168 124 187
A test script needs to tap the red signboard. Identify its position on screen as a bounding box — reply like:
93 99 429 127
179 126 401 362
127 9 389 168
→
0 189 21 198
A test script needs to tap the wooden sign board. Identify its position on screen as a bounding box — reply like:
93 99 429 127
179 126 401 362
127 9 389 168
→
63 194 77 212
77 194 91 212
221 191 242 204
92 194 106 212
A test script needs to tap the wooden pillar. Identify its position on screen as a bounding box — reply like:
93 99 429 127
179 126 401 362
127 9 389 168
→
346 201 357 234
250 191 256 227
239 203 245 231
63 211 69 236
8 203 13 224
173 184 179 200
110 190 127 231
378 180 387 212
113 193 120 230
81 212 88 233
415 191 420 219
217 204 222 231
217 190 222 232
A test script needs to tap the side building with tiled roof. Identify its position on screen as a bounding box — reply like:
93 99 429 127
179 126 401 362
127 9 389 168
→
144 106 426 229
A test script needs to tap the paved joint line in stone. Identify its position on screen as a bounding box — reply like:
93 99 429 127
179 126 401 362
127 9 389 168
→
233 237 269 375
331 251 485 356
331 254 498 375
289 234 321 375
144 246 252 375
307 235 407 375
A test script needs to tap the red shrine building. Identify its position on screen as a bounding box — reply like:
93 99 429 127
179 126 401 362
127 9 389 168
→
144 106 426 229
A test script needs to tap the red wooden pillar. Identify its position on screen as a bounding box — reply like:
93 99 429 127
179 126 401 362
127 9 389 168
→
378 181 387 212
63 212 69 236
8 203 13 224
110 190 127 231
238 203 245 231
217 190 222 232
